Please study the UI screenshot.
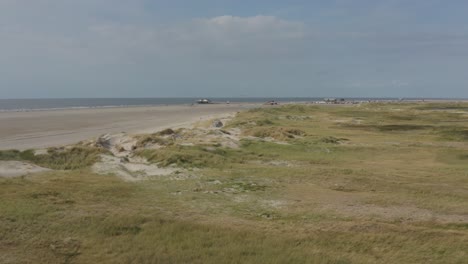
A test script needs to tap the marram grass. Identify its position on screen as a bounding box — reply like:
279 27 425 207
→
1 102 468 263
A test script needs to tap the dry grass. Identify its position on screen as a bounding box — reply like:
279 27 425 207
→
0 146 103 170
135 135 172 148
1 102 468 263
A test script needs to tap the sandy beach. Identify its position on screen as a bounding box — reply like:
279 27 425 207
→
0 103 256 150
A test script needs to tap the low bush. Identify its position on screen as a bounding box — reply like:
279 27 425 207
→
136 135 170 148
244 127 306 140
0 147 103 170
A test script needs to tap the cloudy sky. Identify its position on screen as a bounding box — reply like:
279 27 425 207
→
1 0 468 98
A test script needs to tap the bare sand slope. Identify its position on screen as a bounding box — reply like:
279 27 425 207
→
0 161 51 178
0 104 254 150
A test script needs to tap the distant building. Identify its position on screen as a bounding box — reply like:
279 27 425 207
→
264 100 278 105
197 99 212 104
324 98 346 104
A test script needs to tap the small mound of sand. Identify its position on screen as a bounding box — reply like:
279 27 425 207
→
173 127 242 149
93 133 137 157
92 155 176 182
0 161 50 178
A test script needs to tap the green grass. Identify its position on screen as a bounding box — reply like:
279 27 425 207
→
136 134 172 148
0 146 103 170
2 102 468 263
0 149 23 160
2 172 468 264
137 144 270 168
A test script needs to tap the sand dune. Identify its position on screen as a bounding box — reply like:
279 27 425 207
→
0 104 256 150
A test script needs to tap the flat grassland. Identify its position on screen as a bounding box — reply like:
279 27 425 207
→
1 103 468 263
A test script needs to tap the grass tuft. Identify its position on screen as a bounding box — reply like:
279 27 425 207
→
0 147 103 170
244 127 306 140
0 149 23 160
136 134 171 148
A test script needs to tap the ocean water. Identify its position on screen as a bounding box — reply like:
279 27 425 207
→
0 97 321 111
0 97 454 111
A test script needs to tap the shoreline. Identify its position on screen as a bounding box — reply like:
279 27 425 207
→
2 99 467 150
0 102 248 113
0 103 259 150
2 98 468 113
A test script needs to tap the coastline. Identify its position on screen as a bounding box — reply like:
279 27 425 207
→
1 98 467 150
0 98 291 112
0 103 259 150
0 102 251 113
2 97 467 113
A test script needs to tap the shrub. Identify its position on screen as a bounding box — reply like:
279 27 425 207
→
0 147 103 170
244 127 306 140
0 149 22 160
136 135 170 148
156 128 175 136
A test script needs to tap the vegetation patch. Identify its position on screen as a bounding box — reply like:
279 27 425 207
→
228 105 318 128
0 147 103 170
34 147 104 170
225 181 267 193
138 146 233 168
243 127 306 140
156 128 176 136
415 103 468 111
136 134 171 148
49 238 82 263
438 128 468 141
256 119 275 126
440 223 468 230
377 124 434 131
284 115 311 121
103 225 142 236
3 102 468 263
0 149 24 160
320 136 349 144
338 123 434 132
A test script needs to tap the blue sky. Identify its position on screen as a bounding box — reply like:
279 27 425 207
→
1 0 468 98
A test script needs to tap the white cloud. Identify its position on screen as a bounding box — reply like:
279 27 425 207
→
0 12 307 65
82 15 307 61
196 15 304 38
1 1 468 98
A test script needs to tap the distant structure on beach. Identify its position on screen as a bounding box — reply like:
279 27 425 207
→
264 100 278 105
324 98 345 104
197 99 212 104
322 98 358 104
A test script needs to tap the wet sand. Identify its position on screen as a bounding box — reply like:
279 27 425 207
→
0 104 256 150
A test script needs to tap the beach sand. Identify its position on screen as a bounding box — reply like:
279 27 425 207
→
0 104 256 150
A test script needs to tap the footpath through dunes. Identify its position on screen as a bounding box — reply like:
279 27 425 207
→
0 103 256 150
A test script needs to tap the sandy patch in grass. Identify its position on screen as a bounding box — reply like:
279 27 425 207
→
287 184 468 223
166 127 242 149
92 155 176 182
0 161 50 178
91 133 138 157
332 203 468 223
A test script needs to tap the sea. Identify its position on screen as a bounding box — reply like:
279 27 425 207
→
0 97 461 112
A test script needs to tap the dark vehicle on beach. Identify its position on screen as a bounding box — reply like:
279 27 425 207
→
264 100 278 105
197 99 212 104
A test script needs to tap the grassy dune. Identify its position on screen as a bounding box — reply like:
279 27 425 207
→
1 103 468 263
0 147 103 170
